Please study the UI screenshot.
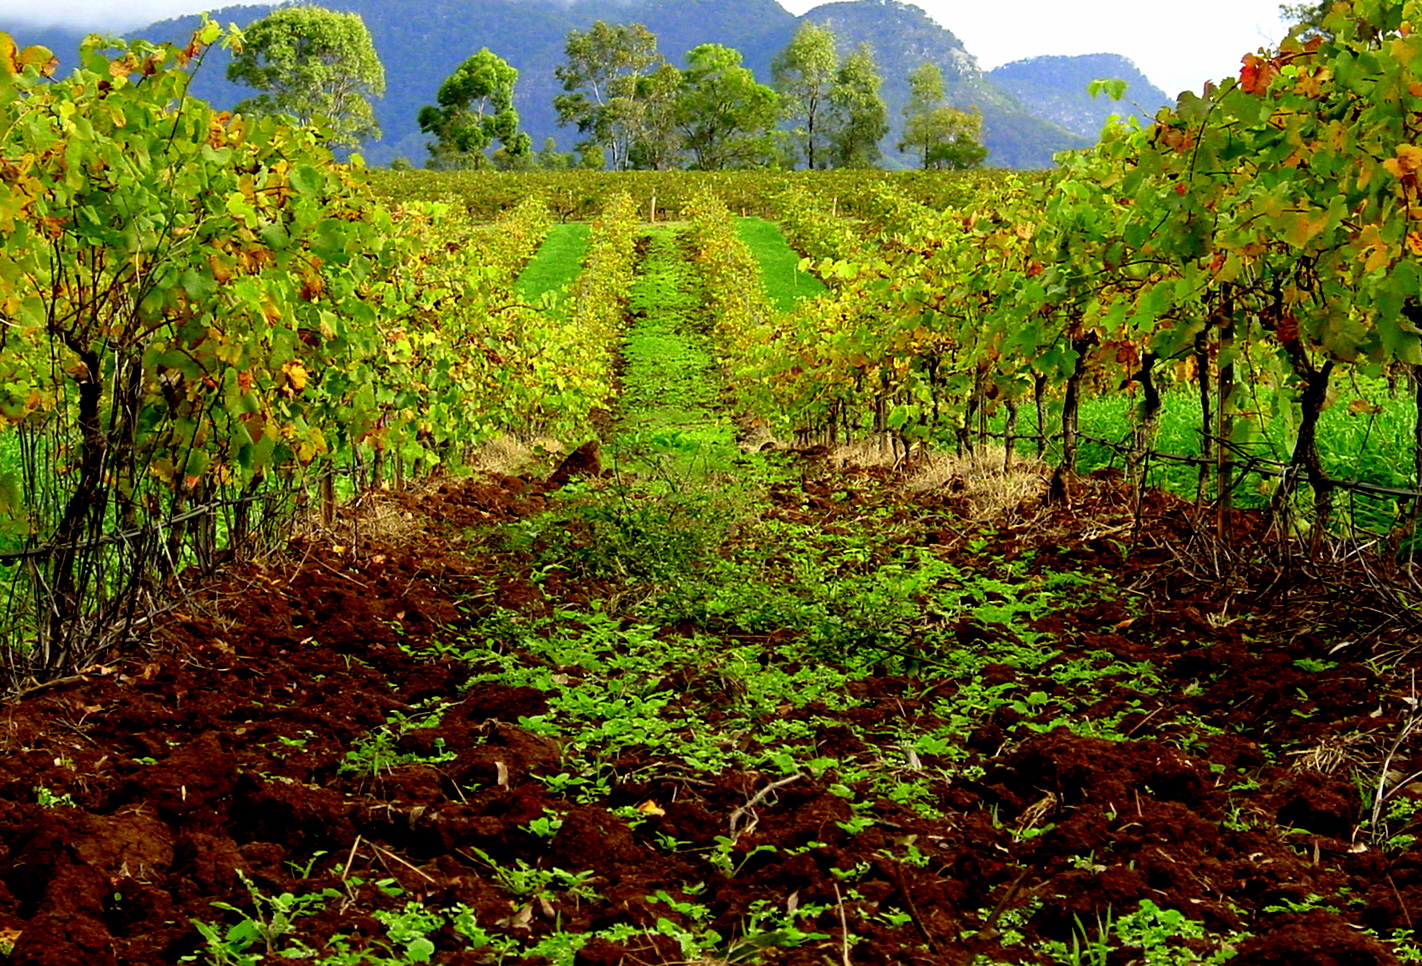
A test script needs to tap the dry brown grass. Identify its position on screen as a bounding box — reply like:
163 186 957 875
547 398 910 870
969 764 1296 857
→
912 449 1051 526
845 441 1054 526
290 434 561 548
1288 730 1372 775
747 429 1057 529
466 434 563 475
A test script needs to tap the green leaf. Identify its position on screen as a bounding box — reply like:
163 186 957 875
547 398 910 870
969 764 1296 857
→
290 164 323 197
1089 78 1129 101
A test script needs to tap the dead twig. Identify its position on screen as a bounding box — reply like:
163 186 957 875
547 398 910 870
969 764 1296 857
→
832 879 852 966
728 773 802 840
1365 671 1422 843
341 835 362 880
891 861 939 955
965 869 1035 966
1388 872 1415 931
369 841 437 884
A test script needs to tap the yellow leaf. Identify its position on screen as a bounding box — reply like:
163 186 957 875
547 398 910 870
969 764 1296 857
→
1282 209 1331 248
1385 144 1422 178
18 45 57 77
637 799 666 817
282 361 308 393
1356 224 1394 272
108 54 138 79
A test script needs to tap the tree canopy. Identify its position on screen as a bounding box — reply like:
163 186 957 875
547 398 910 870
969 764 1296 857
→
676 44 780 170
827 42 888 169
227 5 385 149
622 61 685 171
771 21 838 169
554 21 669 170
418 49 531 169
899 62 986 170
1280 1 1331 33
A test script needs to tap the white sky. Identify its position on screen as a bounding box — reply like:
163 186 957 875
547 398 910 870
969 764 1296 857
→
0 1 219 31
789 0 1294 98
0 0 1295 99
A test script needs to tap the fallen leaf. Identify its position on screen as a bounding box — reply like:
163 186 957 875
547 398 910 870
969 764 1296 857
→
497 903 534 930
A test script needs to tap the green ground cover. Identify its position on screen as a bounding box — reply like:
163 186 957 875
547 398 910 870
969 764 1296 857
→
515 223 591 305
1069 381 1416 532
604 224 745 477
734 216 828 312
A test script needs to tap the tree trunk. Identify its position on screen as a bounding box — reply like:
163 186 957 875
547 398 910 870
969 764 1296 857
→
1048 336 1091 505
1216 320 1235 542
1270 348 1335 548
1128 352 1161 529
44 347 106 673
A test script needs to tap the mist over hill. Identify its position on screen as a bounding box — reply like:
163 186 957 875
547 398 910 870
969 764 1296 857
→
0 0 1172 169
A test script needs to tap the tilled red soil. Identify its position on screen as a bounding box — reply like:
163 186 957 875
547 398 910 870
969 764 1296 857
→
1 466 1419 965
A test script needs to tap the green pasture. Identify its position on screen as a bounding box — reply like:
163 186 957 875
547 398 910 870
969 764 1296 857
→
735 216 827 312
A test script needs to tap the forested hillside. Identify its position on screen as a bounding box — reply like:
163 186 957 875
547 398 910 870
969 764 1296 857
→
0 0 1133 168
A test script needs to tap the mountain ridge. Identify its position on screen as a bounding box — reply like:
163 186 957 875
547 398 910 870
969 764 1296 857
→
0 0 1172 169
988 53 1171 140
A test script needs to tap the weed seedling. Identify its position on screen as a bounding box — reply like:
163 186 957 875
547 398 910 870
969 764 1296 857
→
33 786 75 808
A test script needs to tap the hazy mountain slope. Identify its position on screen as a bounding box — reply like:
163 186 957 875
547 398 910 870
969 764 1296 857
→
989 53 1174 140
1 0 1112 169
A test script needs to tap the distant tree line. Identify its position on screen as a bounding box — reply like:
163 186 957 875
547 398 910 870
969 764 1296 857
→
226 5 987 171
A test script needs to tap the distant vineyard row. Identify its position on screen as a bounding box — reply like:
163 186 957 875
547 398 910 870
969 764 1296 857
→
366 167 1023 222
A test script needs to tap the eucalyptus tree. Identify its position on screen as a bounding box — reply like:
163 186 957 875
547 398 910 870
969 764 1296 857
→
227 5 385 148
676 44 780 170
418 49 531 169
771 21 838 169
898 62 986 169
827 42 887 168
554 21 671 170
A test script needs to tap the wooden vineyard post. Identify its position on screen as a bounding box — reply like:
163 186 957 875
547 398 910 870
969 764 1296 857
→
1003 399 1019 472
1194 329 1213 511
1034 374 1047 458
